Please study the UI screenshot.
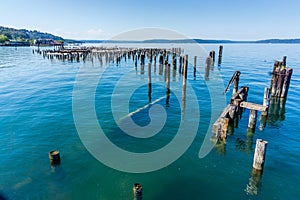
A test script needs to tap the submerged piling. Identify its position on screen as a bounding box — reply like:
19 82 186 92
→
49 150 60 165
133 183 143 199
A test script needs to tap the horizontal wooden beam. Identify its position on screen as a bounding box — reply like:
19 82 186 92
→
240 102 268 112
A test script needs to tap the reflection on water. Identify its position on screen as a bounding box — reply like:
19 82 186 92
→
235 131 254 153
214 140 226 155
268 97 286 126
245 168 263 196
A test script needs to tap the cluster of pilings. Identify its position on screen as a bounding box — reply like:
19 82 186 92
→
213 56 293 196
213 56 293 142
270 56 293 98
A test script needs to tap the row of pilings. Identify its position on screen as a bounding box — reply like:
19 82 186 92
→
41 45 223 200
36 46 185 64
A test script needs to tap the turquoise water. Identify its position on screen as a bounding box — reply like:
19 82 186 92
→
0 44 300 199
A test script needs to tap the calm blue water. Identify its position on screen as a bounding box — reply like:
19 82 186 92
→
0 44 300 199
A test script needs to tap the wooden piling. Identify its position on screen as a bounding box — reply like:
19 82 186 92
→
248 109 257 132
134 55 138 68
49 150 60 165
183 55 188 86
205 56 212 68
221 117 229 140
209 50 215 64
159 55 164 65
204 64 210 80
164 60 168 82
140 54 145 65
148 63 152 102
133 183 142 199
218 45 223 66
280 68 293 98
252 139 268 171
194 56 197 77
228 105 236 121
275 68 286 97
282 56 287 67
271 61 281 97
172 56 177 70
262 87 270 116
233 72 240 95
166 64 171 105
179 56 183 74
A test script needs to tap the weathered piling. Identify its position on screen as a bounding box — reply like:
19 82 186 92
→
209 50 215 64
159 55 164 65
134 55 138 68
148 63 152 102
179 56 183 74
282 56 287 67
194 56 197 77
140 54 145 65
259 87 270 130
218 45 223 66
252 139 268 171
204 63 210 80
133 183 142 199
172 55 177 70
166 64 171 105
239 101 268 132
49 150 60 165
270 59 293 98
262 87 270 116
213 86 249 140
280 67 293 98
182 55 188 86
205 56 212 68
248 109 257 132
181 75 187 119
164 60 168 82
223 71 241 95
233 71 240 95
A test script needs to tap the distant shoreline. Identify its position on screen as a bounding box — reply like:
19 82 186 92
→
77 38 300 44
2 39 300 47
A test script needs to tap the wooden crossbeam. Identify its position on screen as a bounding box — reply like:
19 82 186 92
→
240 102 268 112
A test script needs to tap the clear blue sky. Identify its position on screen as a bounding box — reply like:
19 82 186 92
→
1 0 299 40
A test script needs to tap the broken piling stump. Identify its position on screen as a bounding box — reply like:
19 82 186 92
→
252 139 268 171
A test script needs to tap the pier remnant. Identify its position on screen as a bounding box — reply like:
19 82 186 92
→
212 86 249 140
49 150 60 165
240 101 268 132
262 87 270 116
209 50 215 64
218 45 223 66
270 59 293 98
194 56 197 77
248 109 258 132
252 139 268 171
223 71 241 95
133 183 143 199
182 55 188 86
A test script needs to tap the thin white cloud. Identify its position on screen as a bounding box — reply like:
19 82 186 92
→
87 28 103 35
47 28 108 40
